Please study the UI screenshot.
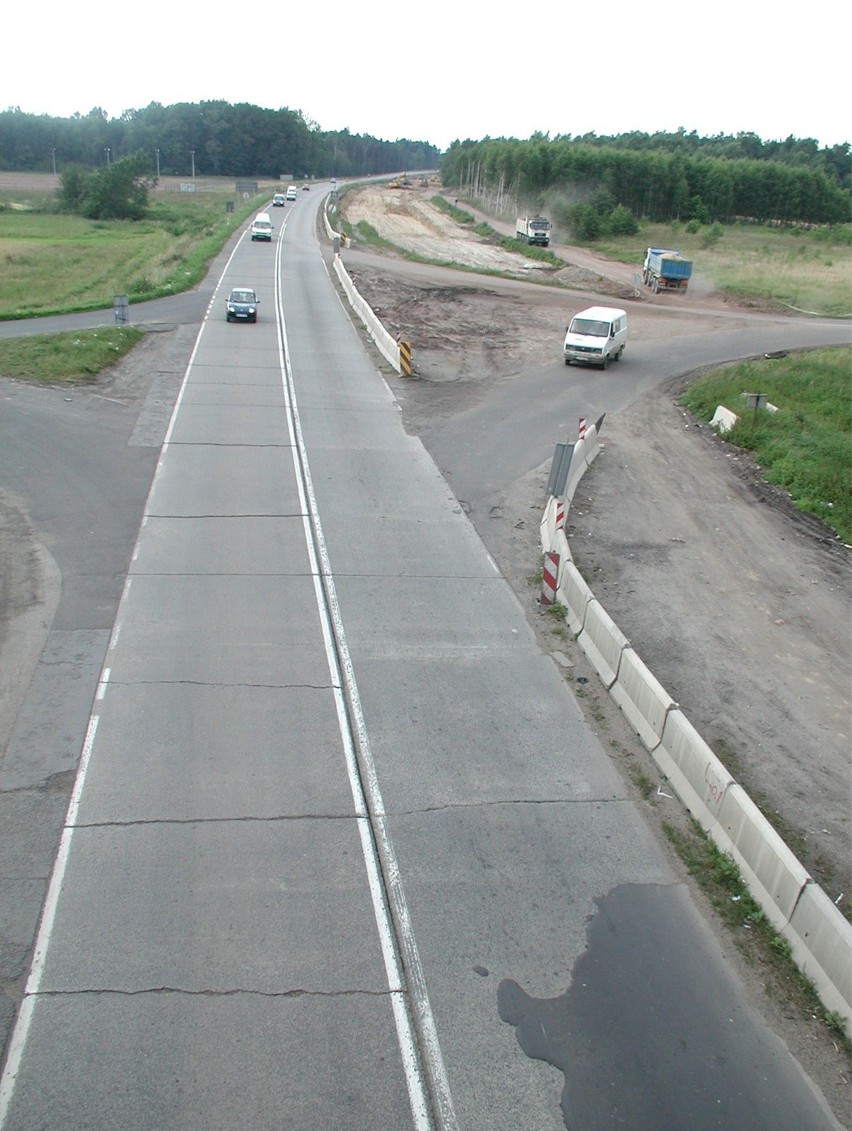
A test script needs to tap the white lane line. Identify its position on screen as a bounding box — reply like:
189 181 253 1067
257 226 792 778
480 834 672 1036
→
0 230 251 1128
274 244 458 1131
0 713 97 1124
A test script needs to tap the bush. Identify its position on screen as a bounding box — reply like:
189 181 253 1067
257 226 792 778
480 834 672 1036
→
568 200 639 241
59 151 156 221
570 204 602 241
609 204 639 236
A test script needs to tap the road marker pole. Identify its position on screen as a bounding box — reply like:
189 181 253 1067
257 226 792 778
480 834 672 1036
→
541 551 559 606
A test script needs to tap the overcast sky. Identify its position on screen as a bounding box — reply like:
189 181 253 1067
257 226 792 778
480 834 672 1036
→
5 1 849 152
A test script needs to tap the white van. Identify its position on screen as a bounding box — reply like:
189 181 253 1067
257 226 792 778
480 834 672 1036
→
285 185 298 201
250 212 273 241
563 306 627 369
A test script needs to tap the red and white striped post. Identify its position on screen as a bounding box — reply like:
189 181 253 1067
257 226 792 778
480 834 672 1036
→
540 551 560 606
578 417 587 441
555 498 565 531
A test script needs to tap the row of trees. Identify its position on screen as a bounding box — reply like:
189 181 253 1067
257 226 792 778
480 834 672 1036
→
3 105 848 228
0 102 439 180
567 129 850 191
440 135 850 226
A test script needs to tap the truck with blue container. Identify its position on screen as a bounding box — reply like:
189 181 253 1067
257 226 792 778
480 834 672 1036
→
643 247 692 293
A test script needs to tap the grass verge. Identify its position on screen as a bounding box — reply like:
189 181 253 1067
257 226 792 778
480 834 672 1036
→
0 326 144 382
679 348 852 543
0 180 275 319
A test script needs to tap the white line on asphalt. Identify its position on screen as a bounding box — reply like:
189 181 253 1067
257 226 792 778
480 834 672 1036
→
273 237 458 1131
0 230 250 1128
0 713 98 1124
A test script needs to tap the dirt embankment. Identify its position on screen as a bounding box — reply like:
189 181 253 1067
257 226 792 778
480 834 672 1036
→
343 183 633 297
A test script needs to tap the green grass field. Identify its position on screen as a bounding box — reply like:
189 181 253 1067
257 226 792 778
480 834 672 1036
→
598 221 852 318
0 178 277 318
680 349 851 543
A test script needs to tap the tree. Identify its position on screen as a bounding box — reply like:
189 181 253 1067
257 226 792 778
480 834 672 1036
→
79 150 155 219
569 204 601 241
58 165 90 212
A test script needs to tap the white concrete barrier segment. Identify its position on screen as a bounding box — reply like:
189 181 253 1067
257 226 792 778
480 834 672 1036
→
714 784 811 931
785 882 852 1030
577 599 629 689
610 648 676 752
556 560 593 636
565 435 590 501
540 496 558 548
655 709 735 825
333 256 401 372
710 405 739 434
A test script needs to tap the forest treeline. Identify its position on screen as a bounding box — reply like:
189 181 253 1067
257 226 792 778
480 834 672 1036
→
440 132 850 225
2 103 849 227
0 102 439 180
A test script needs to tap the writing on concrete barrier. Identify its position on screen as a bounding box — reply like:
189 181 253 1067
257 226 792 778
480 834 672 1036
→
704 760 728 808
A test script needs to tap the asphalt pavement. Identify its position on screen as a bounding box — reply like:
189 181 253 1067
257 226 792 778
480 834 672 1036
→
0 203 847 1128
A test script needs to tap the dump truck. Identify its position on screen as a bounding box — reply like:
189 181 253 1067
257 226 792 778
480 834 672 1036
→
516 216 552 247
643 247 692 293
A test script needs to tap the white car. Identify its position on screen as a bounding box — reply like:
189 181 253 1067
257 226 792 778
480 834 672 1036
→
285 185 298 201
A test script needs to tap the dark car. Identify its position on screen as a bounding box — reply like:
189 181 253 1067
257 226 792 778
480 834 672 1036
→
225 287 259 323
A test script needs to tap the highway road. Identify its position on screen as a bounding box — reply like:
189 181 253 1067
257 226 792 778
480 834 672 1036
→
0 188 844 1128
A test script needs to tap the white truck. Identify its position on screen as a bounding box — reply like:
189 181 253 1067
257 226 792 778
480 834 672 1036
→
563 306 628 369
515 216 552 247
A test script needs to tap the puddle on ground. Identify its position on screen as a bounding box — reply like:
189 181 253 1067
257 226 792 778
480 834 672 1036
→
497 882 831 1131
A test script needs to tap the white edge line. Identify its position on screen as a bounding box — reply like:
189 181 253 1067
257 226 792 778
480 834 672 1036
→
274 237 457 1131
0 228 250 1127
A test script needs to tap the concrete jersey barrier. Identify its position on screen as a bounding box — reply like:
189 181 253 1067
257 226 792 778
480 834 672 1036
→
539 433 852 1037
